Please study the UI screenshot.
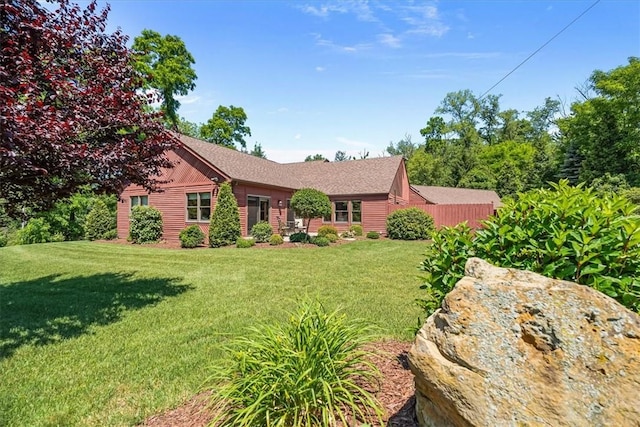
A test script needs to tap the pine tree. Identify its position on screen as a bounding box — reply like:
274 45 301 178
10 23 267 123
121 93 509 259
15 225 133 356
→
209 182 241 247
559 142 584 185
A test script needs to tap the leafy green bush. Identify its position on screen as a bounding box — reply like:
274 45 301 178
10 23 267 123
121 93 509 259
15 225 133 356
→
250 221 273 243
209 182 241 248
324 233 339 243
419 181 640 315
341 230 355 239
366 231 380 239
208 301 383 426
418 223 475 316
269 233 284 246
0 231 7 247
17 218 52 244
236 238 255 248
312 236 330 247
349 224 364 236
85 199 116 240
179 225 205 248
289 231 310 243
623 187 640 209
317 224 338 238
128 206 163 244
386 207 434 240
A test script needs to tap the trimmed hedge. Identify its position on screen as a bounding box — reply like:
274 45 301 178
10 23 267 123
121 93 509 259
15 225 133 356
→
179 225 205 248
129 206 163 243
386 207 434 240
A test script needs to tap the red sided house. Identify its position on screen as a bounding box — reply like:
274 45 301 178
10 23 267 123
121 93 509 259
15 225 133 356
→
117 134 497 242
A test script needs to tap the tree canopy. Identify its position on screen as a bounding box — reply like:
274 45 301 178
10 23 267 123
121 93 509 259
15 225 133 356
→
0 0 176 217
132 29 197 129
290 188 331 233
200 105 251 150
304 154 327 162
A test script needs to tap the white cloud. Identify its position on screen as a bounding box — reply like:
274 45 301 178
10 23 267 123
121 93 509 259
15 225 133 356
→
315 66 326 72
175 94 201 105
312 33 371 53
299 1 376 22
268 107 290 114
400 3 450 38
336 136 372 147
422 52 501 59
378 33 402 48
294 133 302 140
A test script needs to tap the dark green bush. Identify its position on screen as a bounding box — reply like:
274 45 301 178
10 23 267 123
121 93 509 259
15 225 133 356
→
312 236 330 247
419 181 640 315
386 207 434 240
208 301 383 426
128 206 163 244
0 231 7 247
317 224 338 238
250 221 273 243
349 224 364 236
623 187 640 209
179 225 205 248
269 233 284 246
236 238 256 248
85 199 116 240
366 231 380 239
289 232 310 243
210 183 241 248
324 233 339 243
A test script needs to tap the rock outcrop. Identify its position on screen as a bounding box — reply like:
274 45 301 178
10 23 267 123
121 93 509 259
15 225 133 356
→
409 258 640 427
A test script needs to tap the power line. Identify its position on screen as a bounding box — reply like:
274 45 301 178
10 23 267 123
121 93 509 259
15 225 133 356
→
479 0 601 100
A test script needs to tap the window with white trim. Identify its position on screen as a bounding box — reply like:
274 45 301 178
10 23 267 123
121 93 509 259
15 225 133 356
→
130 195 148 212
187 192 211 221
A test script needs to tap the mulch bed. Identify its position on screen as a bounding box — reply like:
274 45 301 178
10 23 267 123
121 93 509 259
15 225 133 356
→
141 340 417 427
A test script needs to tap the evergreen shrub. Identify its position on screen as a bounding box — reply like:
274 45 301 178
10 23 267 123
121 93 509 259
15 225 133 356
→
179 225 205 248
269 233 284 246
366 231 380 239
324 233 339 243
250 221 273 243
236 238 255 248
209 183 241 248
312 236 330 247
289 232 310 243
317 225 338 238
85 199 116 240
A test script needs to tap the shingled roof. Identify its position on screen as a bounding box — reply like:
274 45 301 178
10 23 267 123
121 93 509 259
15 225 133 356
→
178 133 405 196
411 185 502 208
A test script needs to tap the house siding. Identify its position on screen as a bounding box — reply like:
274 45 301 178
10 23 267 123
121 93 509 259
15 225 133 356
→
232 183 294 236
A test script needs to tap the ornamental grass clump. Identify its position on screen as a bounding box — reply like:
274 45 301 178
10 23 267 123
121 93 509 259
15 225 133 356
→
208 301 384 427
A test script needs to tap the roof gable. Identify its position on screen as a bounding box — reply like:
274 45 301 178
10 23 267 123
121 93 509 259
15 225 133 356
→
177 133 405 195
411 185 502 207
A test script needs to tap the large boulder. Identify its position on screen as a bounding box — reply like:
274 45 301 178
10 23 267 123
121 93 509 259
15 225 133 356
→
409 258 640 427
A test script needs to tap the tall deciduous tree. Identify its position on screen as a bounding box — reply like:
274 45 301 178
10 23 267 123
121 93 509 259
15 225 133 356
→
249 142 267 159
0 0 176 218
304 154 327 162
200 105 251 150
132 29 197 129
558 57 640 186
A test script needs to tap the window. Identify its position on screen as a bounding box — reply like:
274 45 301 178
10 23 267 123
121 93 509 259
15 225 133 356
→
351 200 361 223
130 195 148 211
334 201 349 222
186 192 211 221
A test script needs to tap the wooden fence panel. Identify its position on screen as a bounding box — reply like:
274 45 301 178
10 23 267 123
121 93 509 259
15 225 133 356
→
387 203 494 229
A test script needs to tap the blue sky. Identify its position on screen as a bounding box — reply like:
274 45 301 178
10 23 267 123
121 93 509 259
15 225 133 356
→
87 1 638 162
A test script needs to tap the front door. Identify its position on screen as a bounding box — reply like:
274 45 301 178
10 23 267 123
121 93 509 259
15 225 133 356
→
247 196 270 232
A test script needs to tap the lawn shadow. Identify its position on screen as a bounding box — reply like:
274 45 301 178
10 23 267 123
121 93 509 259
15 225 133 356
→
0 273 190 359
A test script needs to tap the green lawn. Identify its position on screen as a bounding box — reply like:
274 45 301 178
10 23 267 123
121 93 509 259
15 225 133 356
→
0 240 427 426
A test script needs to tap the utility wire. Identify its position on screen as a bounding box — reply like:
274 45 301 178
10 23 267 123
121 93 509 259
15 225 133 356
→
479 0 601 100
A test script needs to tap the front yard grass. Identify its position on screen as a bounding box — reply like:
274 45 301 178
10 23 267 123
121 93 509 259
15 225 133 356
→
0 240 426 426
